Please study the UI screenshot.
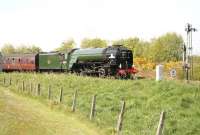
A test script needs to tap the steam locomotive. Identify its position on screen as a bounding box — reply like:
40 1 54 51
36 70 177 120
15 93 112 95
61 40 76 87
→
1 45 138 78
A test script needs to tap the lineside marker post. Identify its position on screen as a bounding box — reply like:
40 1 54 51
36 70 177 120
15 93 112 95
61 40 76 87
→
37 83 41 96
72 90 78 112
116 100 126 135
90 94 96 120
156 111 166 135
59 87 63 103
48 85 51 100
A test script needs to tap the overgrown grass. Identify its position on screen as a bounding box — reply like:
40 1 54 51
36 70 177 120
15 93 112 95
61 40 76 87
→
1 73 200 135
0 87 101 135
176 56 200 80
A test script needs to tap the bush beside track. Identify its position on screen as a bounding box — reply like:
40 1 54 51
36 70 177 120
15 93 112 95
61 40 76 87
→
1 73 200 135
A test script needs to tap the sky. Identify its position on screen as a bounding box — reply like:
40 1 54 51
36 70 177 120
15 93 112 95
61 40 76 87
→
0 0 199 54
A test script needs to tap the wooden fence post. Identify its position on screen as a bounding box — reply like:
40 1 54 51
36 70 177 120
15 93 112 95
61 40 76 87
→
59 87 63 102
27 82 31 94
37 83 41 96
22 81 25 91
90 94 96 120
18 83 20 91
3 77 5 85
9 77 11 85
116 100 126 135
71 90 78 112
156 111 166 135
48 85 51 100
30 83 33 93
16 79 18 85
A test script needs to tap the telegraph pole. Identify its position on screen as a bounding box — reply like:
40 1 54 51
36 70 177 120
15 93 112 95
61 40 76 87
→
183 23 197 81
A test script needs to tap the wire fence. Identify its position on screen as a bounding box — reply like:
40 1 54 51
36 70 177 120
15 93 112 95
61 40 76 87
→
1 75 166 135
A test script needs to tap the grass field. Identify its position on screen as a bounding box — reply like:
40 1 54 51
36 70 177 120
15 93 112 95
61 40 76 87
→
1 73 200 135
0 86 102 135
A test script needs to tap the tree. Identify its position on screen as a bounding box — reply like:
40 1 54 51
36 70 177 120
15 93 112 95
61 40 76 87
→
112 37 149 57
55 39 75 52
29 45 42 53
16 45 42 53
1 43 42 55
81 38 107 48
113 37 140 51
134 41 150 57
1 43 15 55
148 33 183 62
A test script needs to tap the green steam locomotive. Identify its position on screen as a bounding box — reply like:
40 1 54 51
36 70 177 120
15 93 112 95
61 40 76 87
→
1 45 138 78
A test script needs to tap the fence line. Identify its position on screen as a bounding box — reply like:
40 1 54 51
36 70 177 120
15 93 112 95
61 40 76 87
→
90 94 96 120
59 87 63 102
116 101 126 135
48 85 51 100
1 76 167 135
3 76 6 85
156 111 166 135
37 83 41 96
72 90 78 112
9 77 11 85
30 82 33 93
22 81 25 91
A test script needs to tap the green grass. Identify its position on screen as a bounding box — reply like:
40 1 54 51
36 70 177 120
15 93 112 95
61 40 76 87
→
177 56 200 80
1 73 200 135
0 87 102 135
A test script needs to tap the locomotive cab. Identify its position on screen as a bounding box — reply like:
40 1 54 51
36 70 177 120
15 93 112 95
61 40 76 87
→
118 50 133 69
105 45 137 78
105 46 133 68
103 45 137 78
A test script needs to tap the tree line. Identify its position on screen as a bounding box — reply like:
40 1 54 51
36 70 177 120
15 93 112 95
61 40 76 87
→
1 43 42 55
1 32 183 63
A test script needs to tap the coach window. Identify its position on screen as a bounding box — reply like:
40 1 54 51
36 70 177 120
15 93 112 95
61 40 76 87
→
12 58 15 64
30 60 34 64
7 58 10 64
18 58 21 63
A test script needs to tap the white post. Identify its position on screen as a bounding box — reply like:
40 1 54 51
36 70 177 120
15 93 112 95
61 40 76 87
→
156 65 164 81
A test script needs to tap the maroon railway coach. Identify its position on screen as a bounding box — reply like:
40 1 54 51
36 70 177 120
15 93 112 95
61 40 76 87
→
2 53 39 72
